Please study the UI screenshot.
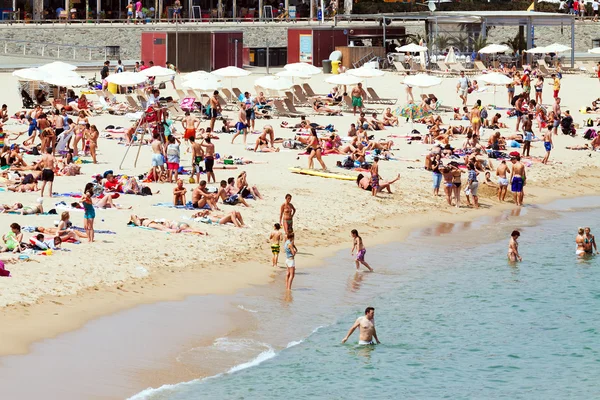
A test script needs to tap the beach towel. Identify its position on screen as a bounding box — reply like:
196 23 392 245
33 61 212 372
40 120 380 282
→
71 226 116 234
152 201 197 210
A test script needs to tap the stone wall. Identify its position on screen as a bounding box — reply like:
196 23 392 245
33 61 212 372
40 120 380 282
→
0 23 292 61
0 21 595 62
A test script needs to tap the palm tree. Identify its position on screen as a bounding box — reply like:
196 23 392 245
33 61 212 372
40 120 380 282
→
449 35 469 52
407 34 427 46
502 34 526 55
473 36 488 52
434 35 452 52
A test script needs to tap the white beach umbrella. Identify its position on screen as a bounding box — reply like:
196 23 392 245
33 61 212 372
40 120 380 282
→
12 67 51 81
476 72 513 86
396 43 428 52
184 71 221 82
45 74 88 87
139 66 176 77
276 70 311 79
589 48 600 54
38 61 77 71
211 66 251 89
211 66 251 78
445 47 457 63
403 73 442 88
525 46 548 54
544 43 572 53
105 71 147 85
254 76 294 91
475 72 513 106
183 77 222 91
478 44 510 54
325 74 363 85
347 67 385 78
284 62 322 76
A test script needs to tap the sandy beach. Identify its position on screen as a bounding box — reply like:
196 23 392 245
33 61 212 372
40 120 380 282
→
2 59 600 396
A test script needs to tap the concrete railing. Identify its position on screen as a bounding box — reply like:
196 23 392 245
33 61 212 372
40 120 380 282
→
0 38 110 61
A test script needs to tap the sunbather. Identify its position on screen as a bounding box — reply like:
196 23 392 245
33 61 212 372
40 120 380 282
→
128 214 207 234
190 209 246 228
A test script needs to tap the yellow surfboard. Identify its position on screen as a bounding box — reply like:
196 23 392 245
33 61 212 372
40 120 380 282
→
289 167 356 181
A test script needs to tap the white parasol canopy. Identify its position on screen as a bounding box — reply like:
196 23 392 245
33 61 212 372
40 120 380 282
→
105 72 147 85
347 67 385 78
12 68 51 81
325 74 363 85
525 46 548 54
45 74 88 87
478 44 510 54
588 47 600 54
39 61 78 72
396 43 428 52
276 70 311 79
139 66 176 77
445 47 457 63
184 71 220 81
284 62 322 75
475 72 513 86
403 74 442 88
183 77 222 91
254 76 294 91
211 66 251 78
543 43 572 53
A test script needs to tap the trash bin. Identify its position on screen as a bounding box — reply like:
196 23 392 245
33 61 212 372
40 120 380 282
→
268 48 279 66
257 48 266 67
331 60 340 74
322 59 332 74
278 48 288 65
249 49 257 66
108 82 118 94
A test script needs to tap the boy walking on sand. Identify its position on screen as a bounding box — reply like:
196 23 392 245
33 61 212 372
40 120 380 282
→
269 223 283 267
284 233 296 290
351 229 373 272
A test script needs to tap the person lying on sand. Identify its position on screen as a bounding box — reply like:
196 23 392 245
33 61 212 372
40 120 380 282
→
17 198 44 215
190 209 246 228
356 173 401 194
128 214 207 234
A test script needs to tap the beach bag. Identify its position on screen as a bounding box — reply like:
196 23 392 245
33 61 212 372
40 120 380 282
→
341 156 354 169
584 128 596 139
481 108 488 119
586 118 594 127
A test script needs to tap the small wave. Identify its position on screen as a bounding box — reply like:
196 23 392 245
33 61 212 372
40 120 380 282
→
237 304 258 313
286 325 324 348
227 345 276 374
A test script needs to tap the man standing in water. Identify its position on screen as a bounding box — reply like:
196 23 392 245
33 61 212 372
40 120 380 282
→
342 307 381 345
496 160 510 202
510 155 526 206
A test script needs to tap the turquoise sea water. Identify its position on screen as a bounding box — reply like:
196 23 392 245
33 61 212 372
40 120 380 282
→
135 201 600 400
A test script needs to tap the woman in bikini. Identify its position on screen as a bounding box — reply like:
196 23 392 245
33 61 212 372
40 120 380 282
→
89 125 99 164
313 100 341 115
470 104 481 136
576 227 586 257
355 173 401 194
451 164 464 208
73 111 88 155
191 209 246 228
236 171 263 200
584 227 598 255
508 230 522 262
129 214 207 234
441 166 454 206
307 128 327 170
322 135 343 155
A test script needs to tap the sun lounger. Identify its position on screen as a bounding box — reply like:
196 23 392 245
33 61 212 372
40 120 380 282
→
283 98 308 116
292 85 313 106
273 99 304 118
393 61 408 74
302 83 324 98
125 95 142 111
232 88 243 101
175 89 187 101
222 88 236 102
474 61 487 72
366 88 396 105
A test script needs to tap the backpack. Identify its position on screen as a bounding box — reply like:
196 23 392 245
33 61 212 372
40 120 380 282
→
481 108 488 119
586 118 594 127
